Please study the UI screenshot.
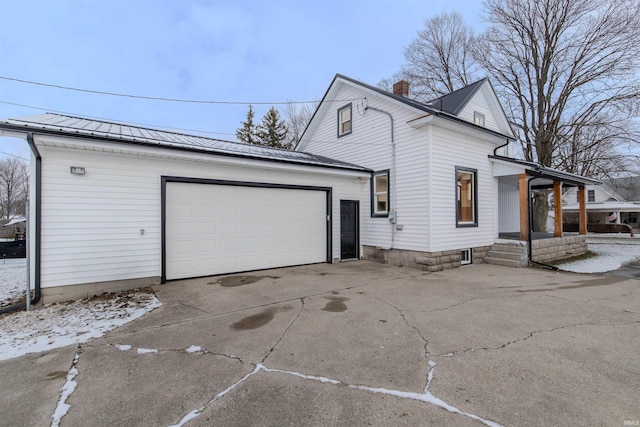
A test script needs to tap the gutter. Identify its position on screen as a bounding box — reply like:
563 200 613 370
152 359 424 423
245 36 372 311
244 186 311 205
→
0 132 41 314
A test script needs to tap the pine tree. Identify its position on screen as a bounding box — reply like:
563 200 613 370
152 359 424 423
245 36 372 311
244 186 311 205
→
236 104 257 145
256 106 289 149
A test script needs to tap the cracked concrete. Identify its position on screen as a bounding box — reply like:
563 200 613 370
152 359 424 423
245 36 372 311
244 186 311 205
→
1 261 638 426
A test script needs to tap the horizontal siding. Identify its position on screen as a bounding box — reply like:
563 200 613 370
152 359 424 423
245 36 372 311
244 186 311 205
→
38 144 361 288
498 181 520 232
430 126 496 251
302 82 430 251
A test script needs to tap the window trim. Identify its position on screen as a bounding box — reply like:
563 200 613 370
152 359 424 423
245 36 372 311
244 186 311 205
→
474 111 485 127
455 166 478 228
371 170 390 218
337 103 352 138
587 189 595 203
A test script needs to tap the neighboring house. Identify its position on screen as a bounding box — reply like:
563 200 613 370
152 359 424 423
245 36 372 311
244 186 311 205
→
297 74 599 269
0 113 369 303
559 177 640 228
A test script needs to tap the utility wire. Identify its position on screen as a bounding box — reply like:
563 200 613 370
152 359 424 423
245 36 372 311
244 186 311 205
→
0 76 340 105
0 100 236 136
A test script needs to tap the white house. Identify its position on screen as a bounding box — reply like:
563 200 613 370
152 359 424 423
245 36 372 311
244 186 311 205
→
297 74 599 269
0 114 369 303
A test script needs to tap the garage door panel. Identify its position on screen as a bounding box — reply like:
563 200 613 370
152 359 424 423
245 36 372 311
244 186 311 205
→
165 182 327 280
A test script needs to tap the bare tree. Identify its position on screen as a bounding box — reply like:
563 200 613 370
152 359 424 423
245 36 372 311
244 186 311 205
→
0 158 29 223
475 0 640 230
284 102 315 148
397 11 480 101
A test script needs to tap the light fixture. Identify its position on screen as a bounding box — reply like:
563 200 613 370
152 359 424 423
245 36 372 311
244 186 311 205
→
70 166 85 175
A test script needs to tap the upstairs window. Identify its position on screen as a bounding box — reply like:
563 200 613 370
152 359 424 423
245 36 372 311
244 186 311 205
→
338 103 352 137
588 189 595 202
456 167 478 227
474 111 485 126
371 170 389 217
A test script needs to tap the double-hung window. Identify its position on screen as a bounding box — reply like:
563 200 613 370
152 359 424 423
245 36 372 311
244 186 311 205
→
456 167 478 227
371 170 389 217
474 111 485 126
338 103 352 137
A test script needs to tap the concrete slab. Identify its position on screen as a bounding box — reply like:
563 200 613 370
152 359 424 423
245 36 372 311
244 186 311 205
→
0 345 78 427
1 260 638 426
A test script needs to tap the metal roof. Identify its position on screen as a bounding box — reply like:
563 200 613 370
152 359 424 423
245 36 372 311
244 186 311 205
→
489 155 602 186
428 78 488 116
0 113 370 172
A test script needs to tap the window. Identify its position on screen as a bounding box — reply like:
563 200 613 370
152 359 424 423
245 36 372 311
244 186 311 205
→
337 103 352 137
588 190 595 202
474 111 485 126
629 212 637 224
456 167 478 227
371 170 389 217
461 248 472 265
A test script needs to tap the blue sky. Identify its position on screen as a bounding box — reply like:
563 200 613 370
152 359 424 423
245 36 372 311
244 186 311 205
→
0 0 484 160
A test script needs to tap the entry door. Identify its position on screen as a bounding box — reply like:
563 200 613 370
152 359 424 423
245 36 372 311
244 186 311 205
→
340 200 359 259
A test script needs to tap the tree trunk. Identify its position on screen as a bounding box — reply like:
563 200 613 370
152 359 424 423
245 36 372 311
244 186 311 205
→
532 190 550 233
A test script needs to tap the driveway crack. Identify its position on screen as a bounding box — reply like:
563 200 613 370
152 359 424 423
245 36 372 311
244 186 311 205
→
51 344 83 427
261 297 305 364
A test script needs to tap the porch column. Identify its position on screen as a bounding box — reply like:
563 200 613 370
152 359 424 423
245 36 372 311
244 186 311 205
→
519 173 529 241
553 181 563 237
578 185 587 234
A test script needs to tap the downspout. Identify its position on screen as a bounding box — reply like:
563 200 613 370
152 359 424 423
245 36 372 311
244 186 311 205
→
364 106 396 250
493 139 510 157
0 132 41 314
527 176 558 271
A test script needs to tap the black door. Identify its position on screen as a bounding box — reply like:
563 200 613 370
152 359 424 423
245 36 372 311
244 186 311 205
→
340 200 359 259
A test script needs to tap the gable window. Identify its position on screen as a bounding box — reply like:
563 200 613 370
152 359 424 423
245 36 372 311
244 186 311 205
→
588 190 595 202
456 167 478 227
474 111 485 126
338 103 352 137
371 170 389 217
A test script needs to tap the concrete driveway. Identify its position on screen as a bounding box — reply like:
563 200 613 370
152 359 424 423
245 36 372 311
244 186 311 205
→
1 261 638 426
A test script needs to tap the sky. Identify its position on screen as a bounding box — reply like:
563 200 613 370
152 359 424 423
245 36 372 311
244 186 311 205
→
0 0 485 161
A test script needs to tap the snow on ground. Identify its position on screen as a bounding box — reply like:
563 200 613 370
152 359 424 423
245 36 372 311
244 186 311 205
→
555 234 640 273
0 288 162 361
0 258 27 307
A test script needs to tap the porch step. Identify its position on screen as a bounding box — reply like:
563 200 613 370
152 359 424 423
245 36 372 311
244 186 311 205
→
484 243 528 268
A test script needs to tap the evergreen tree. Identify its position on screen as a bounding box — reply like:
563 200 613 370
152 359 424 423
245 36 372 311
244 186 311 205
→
236 104 257 145
256 106 289 149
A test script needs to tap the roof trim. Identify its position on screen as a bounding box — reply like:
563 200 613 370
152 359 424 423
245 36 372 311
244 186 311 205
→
428 78 488 116
0 115 371 173
489 155 602 186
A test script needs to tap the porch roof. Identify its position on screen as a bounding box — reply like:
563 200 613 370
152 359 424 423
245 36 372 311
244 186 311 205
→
490 156 602 187
562 202 640 213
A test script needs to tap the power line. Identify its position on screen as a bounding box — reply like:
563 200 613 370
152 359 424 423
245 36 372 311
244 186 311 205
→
0 149 29 161
0 100 236 137
0 76 337 105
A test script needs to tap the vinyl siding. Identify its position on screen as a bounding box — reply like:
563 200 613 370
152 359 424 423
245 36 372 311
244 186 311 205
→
498 180 520 232
301 83 430 251
37 142 363 288
430 126 496 251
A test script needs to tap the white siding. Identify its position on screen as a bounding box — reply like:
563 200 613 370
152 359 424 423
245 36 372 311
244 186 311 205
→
458 84 513 138
563 185 617 204
430 126 496 251
498 180 520 232
37 142 362 288
301 83 430 251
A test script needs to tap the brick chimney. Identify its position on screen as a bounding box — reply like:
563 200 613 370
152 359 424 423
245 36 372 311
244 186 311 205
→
393 80 409 97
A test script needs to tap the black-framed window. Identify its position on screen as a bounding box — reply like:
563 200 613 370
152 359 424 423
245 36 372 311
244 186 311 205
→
456 167 478 227
371 170 389 217
588 189 595 202
337 103 352 137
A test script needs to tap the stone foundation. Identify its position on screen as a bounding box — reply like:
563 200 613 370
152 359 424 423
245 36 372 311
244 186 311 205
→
531 235 587 263
40 276 161 304
362 245 491 272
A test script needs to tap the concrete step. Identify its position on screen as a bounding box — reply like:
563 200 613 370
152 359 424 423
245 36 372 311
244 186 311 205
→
483 257 526 268
490 244 527 254
485 250 525 262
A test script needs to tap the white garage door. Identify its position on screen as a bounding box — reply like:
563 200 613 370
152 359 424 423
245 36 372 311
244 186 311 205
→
165 182 328 280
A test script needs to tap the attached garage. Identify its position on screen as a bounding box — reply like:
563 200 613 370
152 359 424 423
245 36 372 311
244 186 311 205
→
163 178 331 281
0 113 370 303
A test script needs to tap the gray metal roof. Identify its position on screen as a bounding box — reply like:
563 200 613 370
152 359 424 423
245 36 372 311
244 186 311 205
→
428 78 488 116
0 113 369 172
604 176 640 201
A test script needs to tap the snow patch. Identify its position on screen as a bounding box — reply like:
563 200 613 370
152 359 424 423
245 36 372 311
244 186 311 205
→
136 348 158 354
116 344 132 352
0 259 27 307
556 243 640 273
185 345 201 353
0 290 162 361
50 352 80 427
